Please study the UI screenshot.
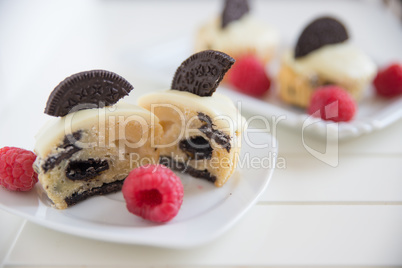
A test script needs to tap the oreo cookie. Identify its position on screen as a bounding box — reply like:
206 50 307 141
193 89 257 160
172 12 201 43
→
295 17 349 58
159 155 217 183
179 136 213 160
66 158 109 181
45 70 133 117
222 0 250 28
42 131 83 173
65 180 124 207
198 112 231 152
171 50 235 97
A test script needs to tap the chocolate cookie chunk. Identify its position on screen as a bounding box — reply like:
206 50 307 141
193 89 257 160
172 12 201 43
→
295 17 349 58
159 155 217 183
45 70 134 117
42 131 83 173
222 0 250 28
65 180 124 207
198 113 231 152
66 158 109 181
171 50 235 96
179 136 213 160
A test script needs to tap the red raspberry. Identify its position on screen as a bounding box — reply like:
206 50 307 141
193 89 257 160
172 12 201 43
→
228 55 271 97
308 86 356 122
0 147 38 191
122 165 183 223
373 63 402 97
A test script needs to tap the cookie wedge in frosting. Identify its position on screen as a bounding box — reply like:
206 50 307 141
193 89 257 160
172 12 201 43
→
138 50 244 187
195 0 279 64
278 17 377 108
34 70 163 209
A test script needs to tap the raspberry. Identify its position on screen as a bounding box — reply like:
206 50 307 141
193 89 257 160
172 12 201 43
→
228 55 271 97
0 147 38 191
373 63 402 97
308 86 356 122
122 165 183 223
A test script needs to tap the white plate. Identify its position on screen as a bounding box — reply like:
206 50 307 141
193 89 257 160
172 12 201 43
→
121 0 402 140
0 129 277 248
219 86 402 140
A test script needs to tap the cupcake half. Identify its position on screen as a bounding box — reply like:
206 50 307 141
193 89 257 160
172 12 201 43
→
278 17 377 108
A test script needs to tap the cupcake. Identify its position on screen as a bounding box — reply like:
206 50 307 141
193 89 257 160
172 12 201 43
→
138 50 244 187
278 16 377 108
33 70 163 209
195 0 279 64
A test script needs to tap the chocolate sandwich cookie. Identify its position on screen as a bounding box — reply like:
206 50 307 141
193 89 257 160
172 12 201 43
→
65 158 110 181
222 0 250 28
194 0 279 65
295 17 349 58
65 180 124 207
171 50 235 96
41 131 83 173
159 155 217 183
45 70 134 117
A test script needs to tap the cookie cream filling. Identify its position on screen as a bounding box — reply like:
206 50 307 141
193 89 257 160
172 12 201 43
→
283 42 377 84
195 14 279 60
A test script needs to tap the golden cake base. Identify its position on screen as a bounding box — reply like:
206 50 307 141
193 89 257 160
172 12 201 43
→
277 62 365 108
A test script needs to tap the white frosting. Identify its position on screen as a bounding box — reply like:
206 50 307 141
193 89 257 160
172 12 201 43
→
34 102 155 158
36 92 244 159
138 90 244 133
196 14 279 60
283 42 377 83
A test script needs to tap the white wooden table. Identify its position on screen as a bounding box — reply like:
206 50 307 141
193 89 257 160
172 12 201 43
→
1 0 402 267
